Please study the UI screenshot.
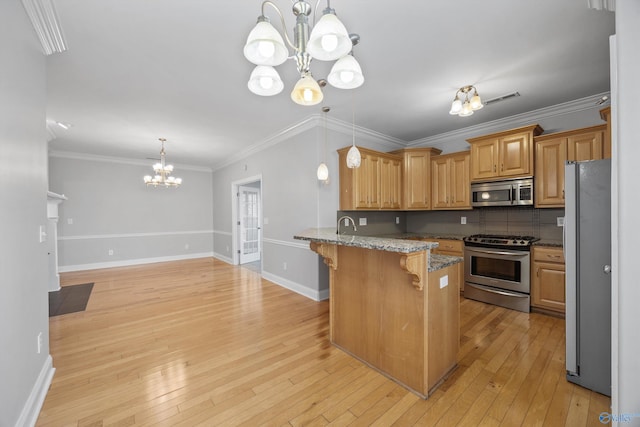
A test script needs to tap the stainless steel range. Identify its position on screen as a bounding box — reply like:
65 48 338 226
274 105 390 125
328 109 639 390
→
463 234 539 312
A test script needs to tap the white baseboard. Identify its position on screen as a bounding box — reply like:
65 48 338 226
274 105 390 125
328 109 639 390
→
58 252 214 273
261 271 329 301
212 253 234 265
16 355 55 427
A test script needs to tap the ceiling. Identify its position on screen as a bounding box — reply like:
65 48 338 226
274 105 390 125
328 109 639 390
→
44 0 615 169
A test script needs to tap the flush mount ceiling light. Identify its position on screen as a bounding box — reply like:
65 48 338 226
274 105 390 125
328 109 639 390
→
144 138 182 188
243 0 364 106
449 85 483 117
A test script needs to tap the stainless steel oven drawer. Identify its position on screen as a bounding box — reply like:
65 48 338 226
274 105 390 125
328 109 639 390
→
464 282 530 313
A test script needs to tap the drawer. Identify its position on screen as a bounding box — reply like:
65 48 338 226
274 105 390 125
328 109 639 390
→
533 246 564 263
433 239 463 255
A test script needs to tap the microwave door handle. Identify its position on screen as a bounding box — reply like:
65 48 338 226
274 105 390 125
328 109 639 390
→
511 186 516 205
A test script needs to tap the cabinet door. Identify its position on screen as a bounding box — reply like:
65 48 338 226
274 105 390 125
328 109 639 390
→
449 153 470 208
567 131 604 161
368 155 380 208
354 154 371 208
499 132 531 177
405 153 429 209
431 157 449 209
535 138 567 207
532 261 566 313
380 157 401 209
470 139 498 181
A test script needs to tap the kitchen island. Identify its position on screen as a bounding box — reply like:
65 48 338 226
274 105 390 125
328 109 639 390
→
294 228 462 398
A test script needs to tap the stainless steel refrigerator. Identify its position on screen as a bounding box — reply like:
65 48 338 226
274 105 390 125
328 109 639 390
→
564 158 611 396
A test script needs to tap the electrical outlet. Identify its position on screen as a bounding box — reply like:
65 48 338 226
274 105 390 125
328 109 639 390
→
461 216 467 225
343 218 350 226
67 218 73 225
557 217 565 227
264 217 269 225
184 244 189 250
39 225 47 243
37 332 42 354
283 262 287 271
108 249 114 256
439 275 449 289
359 217 367 226
396 217 400 224
226 246 229 252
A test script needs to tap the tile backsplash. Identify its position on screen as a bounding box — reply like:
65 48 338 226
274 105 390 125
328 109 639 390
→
339 207 565 241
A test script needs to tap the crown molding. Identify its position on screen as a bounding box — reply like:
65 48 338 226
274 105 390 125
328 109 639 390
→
48 150 213 172
211 114 406 171
407 92 611 148
21 0 67 55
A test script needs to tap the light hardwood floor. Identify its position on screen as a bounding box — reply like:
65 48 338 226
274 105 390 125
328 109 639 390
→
37 258 610 426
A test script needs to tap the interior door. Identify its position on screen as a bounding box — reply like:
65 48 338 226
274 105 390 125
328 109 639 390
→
238 185 260 264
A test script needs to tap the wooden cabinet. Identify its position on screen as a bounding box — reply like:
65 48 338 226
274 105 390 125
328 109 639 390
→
600 106 612 159
338 146 402 210
534 125 606 208
430 239 465 293
531 246 565 315
379 156 402 209
390 147 442 210
431 151 471 210
467 124 543 182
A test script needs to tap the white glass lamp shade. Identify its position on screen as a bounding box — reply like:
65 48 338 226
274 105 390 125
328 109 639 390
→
328 55 364 89
346 145 361 168
459 100 474 117
307 13 352 61
248 65 284 96
144 175 152 183
243 21 288 66
449 97 462 115
317 162 329 181
470 93 483 110
290 74 324 106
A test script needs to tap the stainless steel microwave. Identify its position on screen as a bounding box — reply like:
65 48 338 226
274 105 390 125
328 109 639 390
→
471 178 534 207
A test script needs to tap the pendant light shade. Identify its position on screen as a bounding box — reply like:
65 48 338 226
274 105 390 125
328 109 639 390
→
243 20 288 66
317 162 329 181
346 145 361 168
307 13 352 61
328 54 364 89
247 65 284 96
449 85 483 117
291 73 324 106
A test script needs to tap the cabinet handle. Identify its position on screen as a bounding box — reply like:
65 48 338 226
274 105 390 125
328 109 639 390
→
562 189 565 199
536 267 539 277
547 254 562 259
501 163 504 171
493 165 496 172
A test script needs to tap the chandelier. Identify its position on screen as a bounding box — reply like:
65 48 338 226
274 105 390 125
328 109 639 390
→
244 0 364 106
449 85 483 117
143 138 182 187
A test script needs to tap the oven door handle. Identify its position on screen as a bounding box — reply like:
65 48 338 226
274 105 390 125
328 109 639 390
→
466 248 527 257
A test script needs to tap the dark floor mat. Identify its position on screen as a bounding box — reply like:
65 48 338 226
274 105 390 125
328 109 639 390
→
49 283 94 317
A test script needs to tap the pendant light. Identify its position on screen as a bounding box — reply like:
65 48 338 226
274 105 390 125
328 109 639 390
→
449 85 483 117
317 106 330 182
346 94 361 168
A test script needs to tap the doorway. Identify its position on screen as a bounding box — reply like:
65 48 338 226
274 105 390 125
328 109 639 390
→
232 176 262 269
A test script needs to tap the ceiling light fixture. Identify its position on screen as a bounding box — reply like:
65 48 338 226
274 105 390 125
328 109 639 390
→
317 106 330 182
144 138 182 188
56 121 72 130
244 0 364 106
449 85 483 117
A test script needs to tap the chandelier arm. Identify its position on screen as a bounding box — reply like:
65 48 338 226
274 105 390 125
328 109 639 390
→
312 0 321 27
261 1 297 51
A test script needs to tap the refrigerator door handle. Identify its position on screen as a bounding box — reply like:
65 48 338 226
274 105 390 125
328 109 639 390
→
565 162 578 375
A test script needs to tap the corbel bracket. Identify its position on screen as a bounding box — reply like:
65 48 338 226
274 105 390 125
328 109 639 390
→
310 242 338 270
399 252 426 291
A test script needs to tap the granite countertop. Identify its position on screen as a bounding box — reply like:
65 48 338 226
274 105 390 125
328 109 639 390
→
294 228 438 253
533 239 563 248
294 228 463 272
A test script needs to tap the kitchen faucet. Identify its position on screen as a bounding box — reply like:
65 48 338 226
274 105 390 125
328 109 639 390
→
336 215 357 235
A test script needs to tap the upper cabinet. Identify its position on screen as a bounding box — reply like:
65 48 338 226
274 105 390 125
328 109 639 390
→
390 147 442 210
467 124 544 182
338 146 402 210
600 106 612 159
431 151 471 210
534 124 607 208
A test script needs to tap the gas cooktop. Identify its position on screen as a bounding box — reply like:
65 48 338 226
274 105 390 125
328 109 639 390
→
463 234 540 248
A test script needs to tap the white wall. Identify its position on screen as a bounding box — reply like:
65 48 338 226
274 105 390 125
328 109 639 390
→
613 0 640 423
0 2 54 426
49 154 214 271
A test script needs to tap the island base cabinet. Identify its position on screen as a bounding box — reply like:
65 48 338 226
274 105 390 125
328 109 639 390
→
330 245 459 398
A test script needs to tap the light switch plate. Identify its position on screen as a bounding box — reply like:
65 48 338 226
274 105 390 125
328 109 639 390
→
461 216 467 225
557 217 565 227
